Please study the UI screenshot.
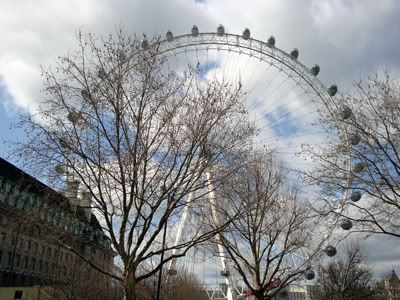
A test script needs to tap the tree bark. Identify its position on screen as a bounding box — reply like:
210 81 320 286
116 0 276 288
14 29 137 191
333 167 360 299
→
124 269 137 300
254 290 265 300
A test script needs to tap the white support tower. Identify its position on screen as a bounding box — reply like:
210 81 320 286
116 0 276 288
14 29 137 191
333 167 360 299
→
167 192 193 278
206 171 235 300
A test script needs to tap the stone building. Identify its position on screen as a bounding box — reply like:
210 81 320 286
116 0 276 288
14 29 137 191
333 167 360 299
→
0 157 119 299
382 270 400 300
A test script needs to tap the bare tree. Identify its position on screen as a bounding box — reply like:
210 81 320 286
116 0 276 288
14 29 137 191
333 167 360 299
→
134 267 208 300
304 72 400 239
49 255 122 300
164 270 208 300
13 29 254 299
0 190 122 300
316 245 374 300
374 270 400 300
215 149 322 300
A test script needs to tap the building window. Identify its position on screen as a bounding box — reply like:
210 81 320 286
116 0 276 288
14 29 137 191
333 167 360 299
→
15 254 20 269
38 259 43 272
11 234 16 246
24 256 28 269
41 245 45 255
5 181 11 193
14 290 23 300
33 242 38 254
31 258 36 271
0 250 3 265
0 232 6 242
18 238 24 249
7 251 12 266
16 197 24 209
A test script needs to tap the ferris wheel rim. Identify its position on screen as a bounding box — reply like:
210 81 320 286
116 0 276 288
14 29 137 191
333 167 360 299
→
151 31 353 239
127 29 354 264
128 30 358 292
154 32 332 107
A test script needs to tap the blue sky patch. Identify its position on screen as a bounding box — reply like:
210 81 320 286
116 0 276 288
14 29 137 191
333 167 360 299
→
264 106 299 138
0 82 25 160
198 61 219 79
0 80 12 104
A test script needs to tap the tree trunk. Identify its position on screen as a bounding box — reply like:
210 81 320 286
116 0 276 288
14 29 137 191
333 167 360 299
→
124 269 137 300
254 290 265 300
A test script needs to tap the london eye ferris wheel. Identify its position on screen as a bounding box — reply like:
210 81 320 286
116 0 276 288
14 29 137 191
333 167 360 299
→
53 23 358 300
131 25 358 300
121 25 358 300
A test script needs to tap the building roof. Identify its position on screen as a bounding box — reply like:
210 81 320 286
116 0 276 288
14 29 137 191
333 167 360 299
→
0 156 102 231
0 156 54 196
385 270 400 285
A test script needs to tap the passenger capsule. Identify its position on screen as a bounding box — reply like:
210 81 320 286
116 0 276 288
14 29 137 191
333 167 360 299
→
217 24 225 36
349 134 361 146
97 68 106 80
290 48 299 60
81 89 90 102
341 106 352 120
220 269 230 277
242 28 251 40
67 111 78 123
350 191 362 202
55 164 65 175
141 39 149 49
166 31 174 42
267 36 276 47
168 269 177 276
311 64 320 76
353 163 365 173
304 269 315 280
59 138 69 149
328 85 338 97
191 25 199 37
324 246 337 257
340 219 353 230
118 50 126 62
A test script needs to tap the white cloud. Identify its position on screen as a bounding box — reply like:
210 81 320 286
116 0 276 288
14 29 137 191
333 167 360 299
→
2 0 400 286
1 0 400 110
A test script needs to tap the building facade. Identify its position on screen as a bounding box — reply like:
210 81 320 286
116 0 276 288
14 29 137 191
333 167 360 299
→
381 270 400 300
0 157 118 299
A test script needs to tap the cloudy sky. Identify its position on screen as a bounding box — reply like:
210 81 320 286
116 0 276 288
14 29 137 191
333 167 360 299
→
1 0 400 282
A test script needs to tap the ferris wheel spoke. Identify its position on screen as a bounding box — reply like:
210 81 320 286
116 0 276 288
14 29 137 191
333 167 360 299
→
152 28 346 296
251 85 309 125
247 67 282 111
258 107 319 133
